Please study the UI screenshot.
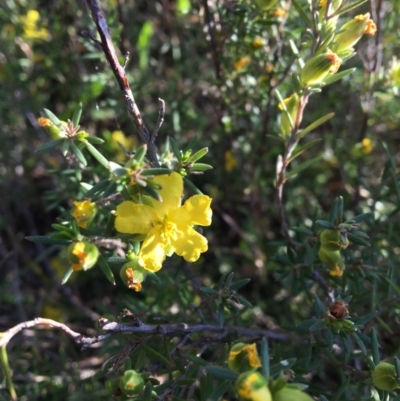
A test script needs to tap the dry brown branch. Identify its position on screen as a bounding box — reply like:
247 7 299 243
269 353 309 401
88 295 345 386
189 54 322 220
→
84 0 160 166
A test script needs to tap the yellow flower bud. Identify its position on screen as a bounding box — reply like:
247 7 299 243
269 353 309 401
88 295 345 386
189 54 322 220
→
300 50 342 87
278 93 300 136
37 117 67 140
234 57 251 71
71 200 97 228
120 258 148 292
318 247 345 277
372 362 400 391
236 372 272 401
68 241 99 271
119 370 145 396
274 386 314 401
251 37 264 49
332 13 377 54
228 343 262 373
320 229 348 252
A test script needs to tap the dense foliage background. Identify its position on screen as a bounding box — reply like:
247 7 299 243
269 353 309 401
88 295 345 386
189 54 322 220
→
1 0 400 400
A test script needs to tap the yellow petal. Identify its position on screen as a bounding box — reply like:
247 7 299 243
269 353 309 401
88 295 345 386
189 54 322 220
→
150 172 183 217
170 195 212 227
138 227 167 272
115 201 160 234
171 225 208 262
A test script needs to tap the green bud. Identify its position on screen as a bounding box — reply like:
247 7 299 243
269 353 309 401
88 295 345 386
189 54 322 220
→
300 51 342 88
318 247 345 277
320 229 348 251
332 13 377 54
68 241 99 271
119 369 145 397
273 386 314 401
37 117 67 140
372 362 400 391
236 372 272 401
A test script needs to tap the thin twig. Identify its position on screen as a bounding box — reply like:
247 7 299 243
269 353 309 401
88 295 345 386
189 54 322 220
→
152 98 165 140
84 0 160 166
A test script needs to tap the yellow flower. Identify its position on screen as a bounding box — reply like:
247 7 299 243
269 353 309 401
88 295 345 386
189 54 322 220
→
20 10 49 41
228 343 262 372
234 57 251 71
272 8 287 18
361 138 373 154
71 200 97 228
224 150 237 172
115 172 212 272
251 38 264 49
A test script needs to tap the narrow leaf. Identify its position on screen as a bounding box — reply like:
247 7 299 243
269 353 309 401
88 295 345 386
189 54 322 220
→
70 141 87 166
83 140 109 169
261 337 270 378
331 0 368 18
322 68 356 86
297 113 334 140
284 156 321 180
347 233 370 246
316 220 335 229
43 108 61 126
229 278 251 291
85 136 105 144
287 138 322 163
97 254 115 285
61 267 74 285
25 235 71 245
169 137 181 161
205 366 238 381
371 328 380 366
35 139 65 153
291 0 312 27
141 343 171 366
72 102 83 126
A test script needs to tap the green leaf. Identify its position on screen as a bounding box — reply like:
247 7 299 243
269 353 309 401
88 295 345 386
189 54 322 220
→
235 296 252 307
331 378 350 401
188 147 208 163
83 140 109 169
183 177 203 194
229 278 251 291
97 254 115 285
322 68 356 86
218 302 225 327
205 366 239 381
209 381 232 401
200 287 218 295
134 145 147 163
141 343 171 366
287 138 322 163
177 0 190 14
316 220 335 229
185 354 209 366
35 138 65 153
141 168 172 176
352 332 367 355
61 268 74 285
296 113 334 140
337 196 344 221
43 108 61 126
291 0 312 27
331 0 368 18
72 102 83 126
190 163 213 172
352 212 373 223
85 136 105 144
84 179 110 198
26 235 71 245
347 233 370 246
261 337 270 378
371 328 380 366
329 198 338 224
70 141 87 166
284 156 322 180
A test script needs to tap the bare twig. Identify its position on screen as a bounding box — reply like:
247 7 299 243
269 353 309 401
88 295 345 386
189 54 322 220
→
84 0 160 166
0 317 292 350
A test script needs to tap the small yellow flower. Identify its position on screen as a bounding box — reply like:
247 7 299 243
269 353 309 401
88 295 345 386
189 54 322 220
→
115 172 212 272
224 150 237 172
251 38 264 49
38 117 52 128
361 138 373 154
20 10 49 41
120 258 148 292
71 200 97 228
272 8 287 18
234 57 251 71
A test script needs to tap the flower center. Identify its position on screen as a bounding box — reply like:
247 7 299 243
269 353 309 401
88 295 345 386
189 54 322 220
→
160 218 178 243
